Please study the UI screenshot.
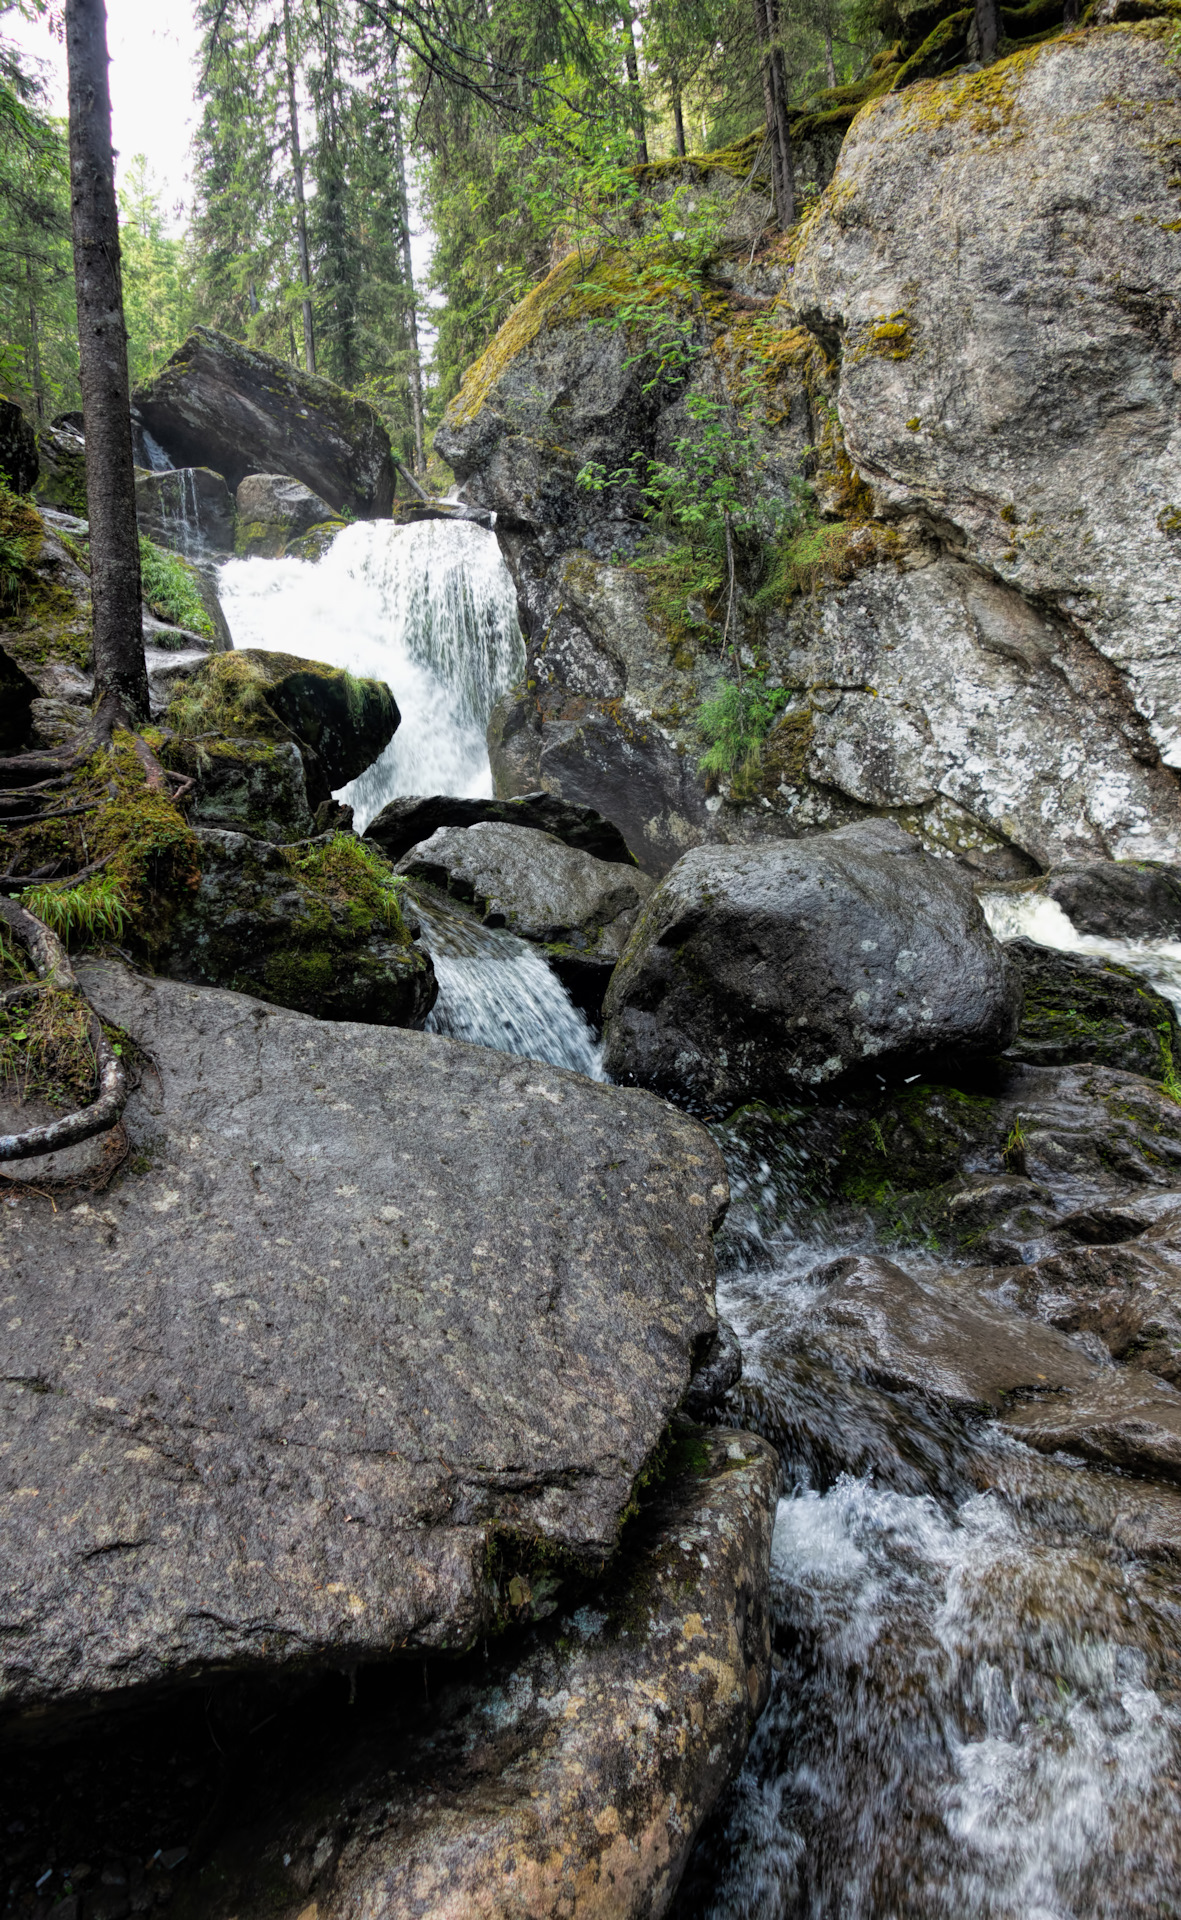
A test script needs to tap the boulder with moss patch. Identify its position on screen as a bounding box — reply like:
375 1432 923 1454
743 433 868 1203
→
234 473 338 557
0 398 37 494
33 419 87 516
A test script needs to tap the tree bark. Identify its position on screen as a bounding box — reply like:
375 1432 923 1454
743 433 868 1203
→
752 0 795 228
386 36 426 476
971 0 1000 62
824 24 837 88
620 5 650 166
25 258 43 423
65 0 148 732
672 83 686 157
282 0 316 376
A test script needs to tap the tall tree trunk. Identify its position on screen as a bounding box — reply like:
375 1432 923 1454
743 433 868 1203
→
672 82 686 157
25 259 43 423
386 34 426 476
620 5 650 165
752 0 796 228
824 24 837 88
971 0 1000 61
65 0 148 731
282 0 316 376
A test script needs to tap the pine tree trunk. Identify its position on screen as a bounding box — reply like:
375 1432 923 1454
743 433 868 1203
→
971 0 1000 62
65 0 148 731
25 259 43 423
283 0 316 376
672 84 686 157
620 6 650 165
752 0 795 228
387 37 426 476
824 25 837 87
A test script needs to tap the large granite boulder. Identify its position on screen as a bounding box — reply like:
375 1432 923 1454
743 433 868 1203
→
134 328 395 517
366 789 634 866
135 465 236 557
32 418 86 515
0 396 37 493
0 962 727 1723
397 820 653 965
603 819 1019 1109
235 472 338 557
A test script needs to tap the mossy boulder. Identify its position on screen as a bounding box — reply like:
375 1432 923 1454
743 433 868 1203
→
234 473 338 558
1007 938 1179 1077
162 735 315 844
33 419 86 516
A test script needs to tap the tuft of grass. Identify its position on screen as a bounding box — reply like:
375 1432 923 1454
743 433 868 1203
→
165 651 270 739
20 875 129 947
1003 1115 1027 1171
0 984 95 1110
139 537 214 638
285 832 409 937
1159 1020 1181 1104
697 679 789 785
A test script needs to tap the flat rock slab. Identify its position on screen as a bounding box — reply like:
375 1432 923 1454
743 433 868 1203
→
366 792 634 868
0 965 725 1723
166 1428 778 1920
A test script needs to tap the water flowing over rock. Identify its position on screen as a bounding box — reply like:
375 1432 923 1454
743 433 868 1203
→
134 327 396 517
0 962 726 1723
603 819 1019 1109
135 466 236 558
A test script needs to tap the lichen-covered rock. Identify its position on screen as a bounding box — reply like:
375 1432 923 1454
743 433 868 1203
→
135 465 236 556
134 328 395 517
0 396 37 493
234 472 337 557
603 819 1019 1109
792 22 1181 858
366 789 633 866
164 736 315 844
1006 938 1179 1077
0 960 726 1720
33 418 86 515
151 827 436 1026
397 821 653 965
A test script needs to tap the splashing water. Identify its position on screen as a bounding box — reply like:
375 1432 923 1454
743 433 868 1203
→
218 518 524 832
980 887 1181 1014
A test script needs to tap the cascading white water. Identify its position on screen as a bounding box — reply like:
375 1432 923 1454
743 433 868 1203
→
980 887 1181 1013
218 519 524 832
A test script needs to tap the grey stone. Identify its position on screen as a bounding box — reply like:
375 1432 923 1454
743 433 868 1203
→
396 821 653 963
147 1430 777 1920
1044 861 1181 941
134 328 395 518
365 790 634 867
0 961 726 1722
684 1315 743 1420
135 467 236 558
164 737 315 844
603 819 1019 1109
235 474 337 558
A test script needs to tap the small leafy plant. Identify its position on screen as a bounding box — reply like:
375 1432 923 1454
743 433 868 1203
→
697 679 790 784
139 536 214 638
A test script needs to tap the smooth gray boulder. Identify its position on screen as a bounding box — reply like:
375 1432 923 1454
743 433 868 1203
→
235 472 337 558
366 790 633 867
602 819 1019 1110
0 963 726 1724
397 820 653 963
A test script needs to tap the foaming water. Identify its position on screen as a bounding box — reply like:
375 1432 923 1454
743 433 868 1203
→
981 888 1181 1014
413 894 604 1081
218 518 524 832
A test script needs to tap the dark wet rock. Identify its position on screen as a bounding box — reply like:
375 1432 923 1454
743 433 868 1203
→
684 1316 743 1420
1044 861 1181 941
234 473 337 558
159 1429 776 1920
0 644 37 751
602 819 1019 1110
396 821 653 967
365 789 634 866
1001 1374 1181 1486
163 737 315 844
134 328 395 518
134 467 236 558
0 397 37 494
986 1240 1181 1386
196 649 399 807
1006 938 1179 1077
151 827 436 1027
33 419 87 515
0 961 726 1722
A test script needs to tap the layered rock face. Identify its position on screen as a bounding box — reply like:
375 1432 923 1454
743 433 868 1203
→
438 22 1181 879
134 327 396 517
0 963 727 1721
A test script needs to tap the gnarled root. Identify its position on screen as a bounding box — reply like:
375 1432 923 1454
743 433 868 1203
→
0 896 127 1163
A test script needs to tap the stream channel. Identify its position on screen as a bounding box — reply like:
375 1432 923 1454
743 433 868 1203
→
220 524 1181 1918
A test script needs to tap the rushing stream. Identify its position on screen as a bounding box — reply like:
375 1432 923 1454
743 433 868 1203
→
218 514 1181 1915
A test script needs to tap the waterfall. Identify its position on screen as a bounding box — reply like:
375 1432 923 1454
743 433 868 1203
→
217 519 524 833
980 887 1181 1013
141 427 173 473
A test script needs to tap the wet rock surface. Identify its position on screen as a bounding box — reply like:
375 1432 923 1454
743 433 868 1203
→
1041 860 1181 941
0 962 726 1723
365 789 633 866
397 820 653 963
134 328 395 517
204 648 399 805
134 467 236 558
1006 937 1178 1077
235 473 338 558
603 819 1019 1109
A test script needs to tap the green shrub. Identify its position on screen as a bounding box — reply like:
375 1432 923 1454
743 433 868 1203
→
139 536 214 638
697 679 790 783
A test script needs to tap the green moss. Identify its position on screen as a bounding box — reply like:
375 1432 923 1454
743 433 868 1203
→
263 948 334 998
283 832 410 942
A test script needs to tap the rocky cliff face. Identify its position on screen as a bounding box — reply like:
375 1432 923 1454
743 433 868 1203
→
438 20 1181 879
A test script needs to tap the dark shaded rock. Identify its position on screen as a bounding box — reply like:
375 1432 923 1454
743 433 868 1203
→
134 467 236 557
163 737 314 844
152 827 436 1027
603 819 1019 1110
1044 860 1181 941
134 328 395 517
158 1430 776 1920
0 396 37 493
32 419 87 515
396 822 652 964
0 643 38 751
188 562 233 652
235 473 337 558
365 789 633 866
684 1316 743 1420
537 703 716 878
987 1240 1181 1385
1006 937 1178 1076
0 960 726 1720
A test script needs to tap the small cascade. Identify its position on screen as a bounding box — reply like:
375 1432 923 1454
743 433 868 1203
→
217 519 524 832
141 427 174 473
980 887 1181 1012
413 894 604 1080
161 468 207 560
